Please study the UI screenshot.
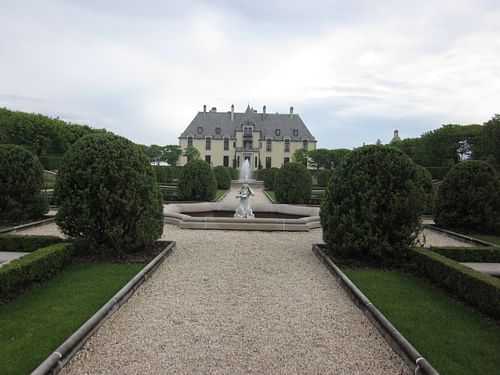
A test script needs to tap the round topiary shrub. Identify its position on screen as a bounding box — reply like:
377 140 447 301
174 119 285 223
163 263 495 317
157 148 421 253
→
317 169 334 187
415 165 435 215
275 162 311 203
178 159 217 201
320 145 425 265
54 134 163 253
0 144 48 222
227 167 239 180
213 166 231 189
435 160 500 233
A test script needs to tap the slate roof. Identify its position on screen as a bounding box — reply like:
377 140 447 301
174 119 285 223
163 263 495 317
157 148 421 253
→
180 106 316 141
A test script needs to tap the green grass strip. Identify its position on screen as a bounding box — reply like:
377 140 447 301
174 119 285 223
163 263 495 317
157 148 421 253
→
265 191 276 203
472 234 500 246
211 189 227 202
344 269 500 375
0 263 143 375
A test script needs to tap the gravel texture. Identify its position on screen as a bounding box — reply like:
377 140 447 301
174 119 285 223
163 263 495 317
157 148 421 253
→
18 222 408 375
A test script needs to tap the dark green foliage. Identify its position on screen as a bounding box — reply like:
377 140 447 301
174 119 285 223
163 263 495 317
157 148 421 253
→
415 165 435 215
153 165 169 183
0 235 64 252
0 243 73 304
275 162 311 204
435 161 500 233
316 169 333 187
38 156 62 171
0 107 107 157
178 159 217 201
430 246 500 263
257 167 279 190
0 144 48 222
213 166 231 189
160 183 178 201
411 248 500 320
321 145 425 265
227 167 238 180
425 166 451 180
55 134 163 254
474 114 500 164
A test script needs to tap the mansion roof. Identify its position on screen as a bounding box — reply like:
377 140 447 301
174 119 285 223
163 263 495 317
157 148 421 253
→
180 105 316 141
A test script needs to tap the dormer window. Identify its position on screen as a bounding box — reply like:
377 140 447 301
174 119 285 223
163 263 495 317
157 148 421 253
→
197 126 203 134
215 127 221 135
293 129 299 137
275 129 281 136
244 126 252 136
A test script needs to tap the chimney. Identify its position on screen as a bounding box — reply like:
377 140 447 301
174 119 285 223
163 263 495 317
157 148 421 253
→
203 104 206 114
290 106 294 118
211 107 217 112
263 105 266 119
231 104 234 121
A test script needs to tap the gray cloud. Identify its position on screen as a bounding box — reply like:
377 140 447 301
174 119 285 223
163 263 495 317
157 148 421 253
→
1 0 499 148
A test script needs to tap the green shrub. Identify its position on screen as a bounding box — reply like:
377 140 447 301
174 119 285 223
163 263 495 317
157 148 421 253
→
55 134 163 254
178 159 217 201
425 166 451 180
411 248 500 320
430 246 500 263
213 166 231 189
167 166 183 181
227 167 239 180
435 160 500 233
275 162 311 204
0 243 73 304
317 170 333 188
0 235 64 252
415 165 435 215
0 144 48 222
321 145 425 265
261 167 280 190
39 156 62 171
153 165 169 183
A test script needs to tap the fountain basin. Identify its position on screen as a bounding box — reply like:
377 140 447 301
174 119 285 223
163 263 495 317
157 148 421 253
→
164 202 320 231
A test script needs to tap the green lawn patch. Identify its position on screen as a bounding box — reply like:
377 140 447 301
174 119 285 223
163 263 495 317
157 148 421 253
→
265 191 276 203
0 263 143 375
472 234 500 246
211 189 227 202
344 269 500 375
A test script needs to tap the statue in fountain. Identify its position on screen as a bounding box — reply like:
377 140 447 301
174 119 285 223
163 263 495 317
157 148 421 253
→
234 183 255 218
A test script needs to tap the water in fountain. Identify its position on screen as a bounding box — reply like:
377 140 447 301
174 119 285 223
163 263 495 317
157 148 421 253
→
239 159 252 181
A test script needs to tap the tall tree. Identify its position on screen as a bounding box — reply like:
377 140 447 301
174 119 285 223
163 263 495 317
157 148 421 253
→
293 148 309 166
308 148 332 169
182 146 200 161
162 145 182 166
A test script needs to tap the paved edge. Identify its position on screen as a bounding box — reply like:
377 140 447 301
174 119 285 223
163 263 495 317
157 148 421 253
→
424 224 496 247
31 240 176 375
312 244 440 375
0 217 56 234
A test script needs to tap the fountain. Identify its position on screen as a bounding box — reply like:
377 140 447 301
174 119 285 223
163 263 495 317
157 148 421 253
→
234 183 255 218
238 159 253 182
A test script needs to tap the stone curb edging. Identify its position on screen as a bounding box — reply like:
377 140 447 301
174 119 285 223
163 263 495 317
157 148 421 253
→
215 190 230 203
312 244 440 375
31 240 176 375
0 217 56 234
424 224 496 247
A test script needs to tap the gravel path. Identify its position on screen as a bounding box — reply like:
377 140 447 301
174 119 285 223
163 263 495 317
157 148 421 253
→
19 223 410 374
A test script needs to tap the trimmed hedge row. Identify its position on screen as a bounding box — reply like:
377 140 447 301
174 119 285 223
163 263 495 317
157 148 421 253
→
430 246 500 263
411 247 500 320
0 235 64 252
0 242 73 304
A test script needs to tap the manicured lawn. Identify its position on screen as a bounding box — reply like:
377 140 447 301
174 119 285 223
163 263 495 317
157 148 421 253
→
265 191 276 203
0 263 143 375
472 234 500 246
344 269 500 375
211 189 227 202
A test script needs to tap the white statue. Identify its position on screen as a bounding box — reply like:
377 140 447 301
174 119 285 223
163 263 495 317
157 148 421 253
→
234 183 255 218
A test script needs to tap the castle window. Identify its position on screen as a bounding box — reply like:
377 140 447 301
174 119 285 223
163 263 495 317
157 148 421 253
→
266 157 272 169
224 137 229 150
266 138 272 151
187 136 193 147
205 155 211 165
293 129 299 137
206 137 211 150
197 126 203 134
284 139 290 153
215 127 221 135
223 155 229 167
275 129 281 136
303 139 309 149
284 157 290 164
244 126 252 136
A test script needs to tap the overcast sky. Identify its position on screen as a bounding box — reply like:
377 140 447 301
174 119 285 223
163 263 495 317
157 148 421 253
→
1 0 499 148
